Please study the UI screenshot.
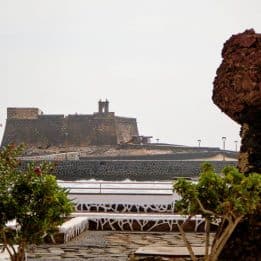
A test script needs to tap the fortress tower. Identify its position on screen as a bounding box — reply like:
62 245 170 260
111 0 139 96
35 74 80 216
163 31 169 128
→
1 101 139 148
98 99 109 113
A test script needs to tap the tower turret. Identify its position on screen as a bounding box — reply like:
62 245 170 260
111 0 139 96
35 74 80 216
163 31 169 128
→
98 99 109 113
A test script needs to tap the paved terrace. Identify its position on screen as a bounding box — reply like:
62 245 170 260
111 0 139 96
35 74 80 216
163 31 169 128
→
28 231 212 260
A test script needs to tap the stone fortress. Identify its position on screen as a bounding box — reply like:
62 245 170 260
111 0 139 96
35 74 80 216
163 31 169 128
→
1 100 146 148
1 100 238 180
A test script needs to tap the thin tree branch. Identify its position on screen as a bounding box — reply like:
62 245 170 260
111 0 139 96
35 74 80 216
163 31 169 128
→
177 222 197 261
1 230 15 259
196 199 216 216
210 223 231 261
212 217 226 247
181 215 193 229
213 216 243 260
205 218 210 260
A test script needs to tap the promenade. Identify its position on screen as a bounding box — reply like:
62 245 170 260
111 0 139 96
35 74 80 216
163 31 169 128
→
28 231 211 260
26 181 208 260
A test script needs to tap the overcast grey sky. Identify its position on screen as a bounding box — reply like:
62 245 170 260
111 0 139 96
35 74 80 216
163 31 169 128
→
1 1 260 150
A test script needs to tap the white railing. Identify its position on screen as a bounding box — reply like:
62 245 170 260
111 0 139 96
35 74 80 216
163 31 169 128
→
58 181 173 195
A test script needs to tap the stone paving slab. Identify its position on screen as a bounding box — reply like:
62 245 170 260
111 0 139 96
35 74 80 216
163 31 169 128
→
135 246 207 256
27 231 213 261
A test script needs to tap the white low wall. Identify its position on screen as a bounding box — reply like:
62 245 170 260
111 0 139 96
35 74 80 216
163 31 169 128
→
59 181 179 212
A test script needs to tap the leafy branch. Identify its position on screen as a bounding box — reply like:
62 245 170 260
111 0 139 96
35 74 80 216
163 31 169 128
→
173 163 261 261
0 145 74 261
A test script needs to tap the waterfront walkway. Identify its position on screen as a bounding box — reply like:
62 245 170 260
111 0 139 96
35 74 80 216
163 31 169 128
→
28 231 211 260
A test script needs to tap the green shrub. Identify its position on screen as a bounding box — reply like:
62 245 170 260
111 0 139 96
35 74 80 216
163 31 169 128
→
0 145 74 261
173 163 261 261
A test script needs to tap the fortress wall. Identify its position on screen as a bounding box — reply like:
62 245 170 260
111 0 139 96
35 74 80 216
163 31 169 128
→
39 115 64 119
115 117 139 143
2 116 118 147
34 116 65 146
1 116 65 147
66 115 96 146
92 118 118 145
7 108 42 119
2 105 139 147
2 111 121 147
20 160 237 181
67 116 118 146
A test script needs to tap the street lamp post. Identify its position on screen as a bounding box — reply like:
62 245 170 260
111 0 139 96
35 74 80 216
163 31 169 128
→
234 140 238 152
222 136 226 161
197 139 201 147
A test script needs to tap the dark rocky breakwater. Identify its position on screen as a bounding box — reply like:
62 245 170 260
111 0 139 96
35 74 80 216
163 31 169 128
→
20 160 236 181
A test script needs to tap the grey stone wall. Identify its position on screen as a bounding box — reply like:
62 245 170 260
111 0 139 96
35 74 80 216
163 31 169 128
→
21 160 237 181
1 110 138 147
115 117 139 143
2 118 65 147
7 107 42 119
66 116 118 146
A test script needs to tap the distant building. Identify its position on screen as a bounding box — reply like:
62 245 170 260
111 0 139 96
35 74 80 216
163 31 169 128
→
1 100 140 148
128 135 153 144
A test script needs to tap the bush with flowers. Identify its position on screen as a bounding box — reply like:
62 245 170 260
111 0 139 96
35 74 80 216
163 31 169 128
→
0 144 73 261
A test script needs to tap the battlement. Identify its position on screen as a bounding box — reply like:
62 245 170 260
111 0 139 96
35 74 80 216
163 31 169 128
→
7 108 42 119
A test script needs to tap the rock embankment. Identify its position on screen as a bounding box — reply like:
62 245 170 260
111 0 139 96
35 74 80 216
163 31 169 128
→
213 29 261 173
